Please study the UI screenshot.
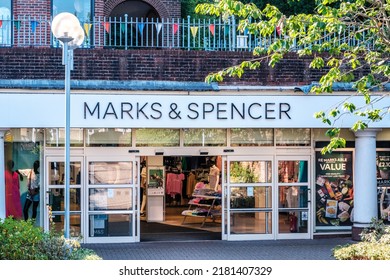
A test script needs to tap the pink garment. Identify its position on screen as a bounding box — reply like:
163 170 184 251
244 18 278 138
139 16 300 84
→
5 170 23 219
195 182 205 189
166 173 185 195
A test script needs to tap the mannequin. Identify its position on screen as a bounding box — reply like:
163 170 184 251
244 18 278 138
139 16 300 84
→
209 161 220 191
140 160 147 216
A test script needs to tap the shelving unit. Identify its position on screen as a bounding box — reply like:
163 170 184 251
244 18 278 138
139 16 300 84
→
181 193 221 227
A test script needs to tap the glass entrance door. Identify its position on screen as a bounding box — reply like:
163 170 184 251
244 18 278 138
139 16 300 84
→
85 156 139 243
224 155 311 240
225 156 274 241
44 156 83 240
276 156 311 239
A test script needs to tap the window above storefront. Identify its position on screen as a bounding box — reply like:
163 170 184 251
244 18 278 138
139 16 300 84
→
0 0 12 46
4 128 319 148
52 0 92 22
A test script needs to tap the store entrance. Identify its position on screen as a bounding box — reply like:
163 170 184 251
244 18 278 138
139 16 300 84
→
140 155 222 242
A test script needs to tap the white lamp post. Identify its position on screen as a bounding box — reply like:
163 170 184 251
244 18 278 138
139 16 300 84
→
51 12 84 239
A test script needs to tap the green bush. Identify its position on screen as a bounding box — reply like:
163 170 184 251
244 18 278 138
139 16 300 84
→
333 242 390 260
0 217 101 260
332 218 390 260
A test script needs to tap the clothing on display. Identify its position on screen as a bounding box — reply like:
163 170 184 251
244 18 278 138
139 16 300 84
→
166 172 185 197
5 161 23 219
209 164 220 191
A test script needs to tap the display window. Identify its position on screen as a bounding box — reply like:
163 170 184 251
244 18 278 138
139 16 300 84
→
46 128 84 147
183 128 226 147
85 128 132 147
275 128 311 146
230 128 273 146
136 128 179 147
4 130 43 225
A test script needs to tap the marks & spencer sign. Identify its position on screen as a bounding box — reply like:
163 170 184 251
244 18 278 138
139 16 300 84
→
78 95 297 128
2 93 388 128
83 101 291 122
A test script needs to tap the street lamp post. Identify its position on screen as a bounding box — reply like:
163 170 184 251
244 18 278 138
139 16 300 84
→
51 13 84 239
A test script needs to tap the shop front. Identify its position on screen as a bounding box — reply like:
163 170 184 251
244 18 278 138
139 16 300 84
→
1 91 389 243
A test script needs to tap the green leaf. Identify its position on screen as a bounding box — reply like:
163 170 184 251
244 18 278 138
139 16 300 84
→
329 108 340 117
325 128 340 137
343 102 356 113
351 121 368 131
310 57 325 69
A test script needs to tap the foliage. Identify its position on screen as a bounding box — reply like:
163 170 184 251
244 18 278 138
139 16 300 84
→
0 218 45 260
332 218 390 260
332 242 390 260
182 0 316 18
240 0 316 16
360 218 390 244
195 0 390 154
0 217 101 260
182 0 214 18
230 161 257 183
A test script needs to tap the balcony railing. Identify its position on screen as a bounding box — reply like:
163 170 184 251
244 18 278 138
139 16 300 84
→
0 15 374 51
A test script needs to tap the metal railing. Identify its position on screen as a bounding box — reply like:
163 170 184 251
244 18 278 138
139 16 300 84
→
0 15 375 51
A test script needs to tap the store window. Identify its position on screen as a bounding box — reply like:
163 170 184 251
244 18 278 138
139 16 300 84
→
230 128 273 146
136 128 179 147
4 128 44 223
45 128 84 147
0 0 12 46
184 129 227 147
85 128 132 147
275 128 311 146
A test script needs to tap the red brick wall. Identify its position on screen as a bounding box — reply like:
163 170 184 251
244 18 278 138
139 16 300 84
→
104 0 180 18
12 0 180 19
13 0 51 17
0 48 329 86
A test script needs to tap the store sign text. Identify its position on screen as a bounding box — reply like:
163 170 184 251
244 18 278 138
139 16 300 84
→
317 156 348 171
83 102 292 121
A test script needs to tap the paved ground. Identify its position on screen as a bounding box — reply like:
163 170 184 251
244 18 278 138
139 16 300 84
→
83 237 354 260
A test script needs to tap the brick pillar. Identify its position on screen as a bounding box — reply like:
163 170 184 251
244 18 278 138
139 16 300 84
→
13 0 51 47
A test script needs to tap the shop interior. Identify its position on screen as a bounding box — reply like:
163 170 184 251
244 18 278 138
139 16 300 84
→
140 155 223 242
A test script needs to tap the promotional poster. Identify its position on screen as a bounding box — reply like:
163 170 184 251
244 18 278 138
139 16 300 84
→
377 151 390 224
315 151 354 228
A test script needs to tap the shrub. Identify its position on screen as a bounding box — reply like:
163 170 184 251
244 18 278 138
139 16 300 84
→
0 218 45 260
332 218 390 260
0 217 101 260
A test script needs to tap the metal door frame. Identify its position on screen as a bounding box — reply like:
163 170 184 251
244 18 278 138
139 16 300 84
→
84 155 140 243
275 155 312 240
44 155 84 242
223 155 312 241
223 155 274 241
